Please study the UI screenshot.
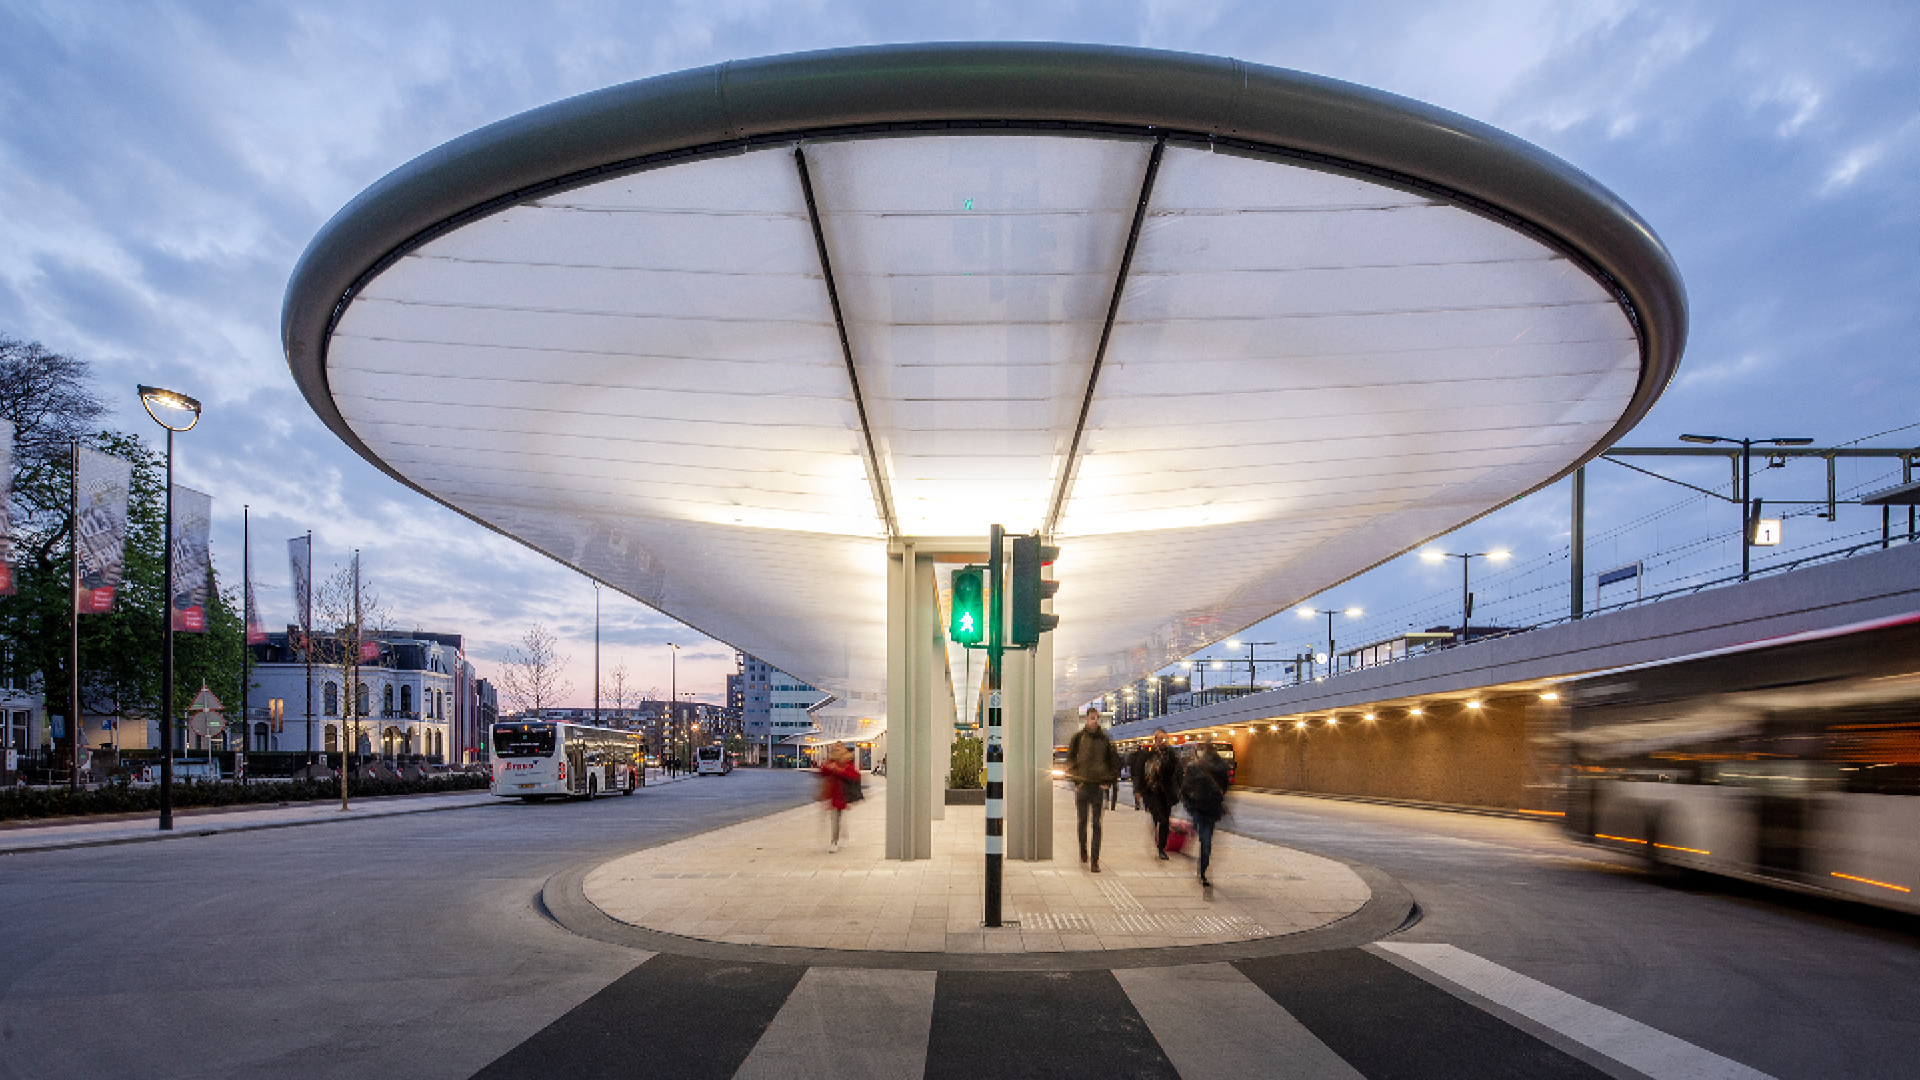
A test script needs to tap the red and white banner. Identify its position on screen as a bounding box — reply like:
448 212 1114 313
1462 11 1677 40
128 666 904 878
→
0 419 14 596
170 486 212 632
74 446 132 614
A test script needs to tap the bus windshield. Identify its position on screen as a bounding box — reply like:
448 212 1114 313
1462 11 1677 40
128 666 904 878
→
493 722 555 758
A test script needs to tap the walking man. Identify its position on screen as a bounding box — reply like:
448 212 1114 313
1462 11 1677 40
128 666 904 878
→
1132 728 1181 859
1066 705 1120 872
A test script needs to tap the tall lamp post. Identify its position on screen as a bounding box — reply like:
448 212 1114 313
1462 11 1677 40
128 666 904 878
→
1678 434 1813 580
1420 550 1508 644
666 642 678 770
1222 639 1280 690
1296 606 1361 677
137 385 201 832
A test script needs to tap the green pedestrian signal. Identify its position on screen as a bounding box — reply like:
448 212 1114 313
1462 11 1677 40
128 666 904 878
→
1010 534 1059 647
949 566 986 646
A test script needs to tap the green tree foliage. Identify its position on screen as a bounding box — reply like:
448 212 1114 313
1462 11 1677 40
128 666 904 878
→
0 335 242 741
948 734 983 789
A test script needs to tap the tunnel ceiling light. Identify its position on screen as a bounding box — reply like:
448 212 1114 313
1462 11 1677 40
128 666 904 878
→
1539 692 1559 701
1364 713 1377 721
1466 700 1482 709
1295 720 1308 729
1410 707 1424 716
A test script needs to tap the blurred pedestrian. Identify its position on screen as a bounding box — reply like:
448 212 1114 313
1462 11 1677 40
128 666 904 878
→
1182 744 1231 889
817 742 860 853
1065 705 1120 872
1131 728 1180 859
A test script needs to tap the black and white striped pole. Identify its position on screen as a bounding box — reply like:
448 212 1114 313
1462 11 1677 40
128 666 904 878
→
984 524 1006 928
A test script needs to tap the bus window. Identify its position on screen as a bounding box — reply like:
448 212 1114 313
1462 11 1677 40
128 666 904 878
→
493 723 555 758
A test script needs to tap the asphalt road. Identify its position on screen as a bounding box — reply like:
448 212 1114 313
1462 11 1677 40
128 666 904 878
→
1 774 1913 1080
0 770 818 1080
1221 791 1920 1080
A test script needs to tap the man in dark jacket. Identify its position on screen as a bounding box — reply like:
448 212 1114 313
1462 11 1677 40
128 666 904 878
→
1130 728 1182 859
1182 745 1231 889
1066 706 1121 872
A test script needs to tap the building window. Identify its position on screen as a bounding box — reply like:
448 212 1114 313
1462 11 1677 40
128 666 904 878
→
356 682 370 716
400 685 412 714
324 682 338 716
384 685 394 715
324 724 338 752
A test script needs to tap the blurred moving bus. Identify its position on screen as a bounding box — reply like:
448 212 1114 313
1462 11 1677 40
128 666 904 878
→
1565 612 1920 913
491 720 641 801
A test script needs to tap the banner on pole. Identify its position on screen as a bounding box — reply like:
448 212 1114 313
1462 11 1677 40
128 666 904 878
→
74 447 132 613
245 577 266 645
288 535 311 642
0 419 14 596
171 486 212 632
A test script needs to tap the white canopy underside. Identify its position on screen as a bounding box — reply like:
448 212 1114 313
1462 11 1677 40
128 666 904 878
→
326 134 1640 718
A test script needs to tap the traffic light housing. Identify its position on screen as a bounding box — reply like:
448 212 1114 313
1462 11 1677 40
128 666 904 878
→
1010 534 1059 647
949 566 985 646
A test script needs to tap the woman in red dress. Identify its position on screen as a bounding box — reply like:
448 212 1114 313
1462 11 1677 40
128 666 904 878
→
817 742 860 853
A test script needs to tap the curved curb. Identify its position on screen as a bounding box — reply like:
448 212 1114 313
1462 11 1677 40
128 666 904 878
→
539 845 1417 972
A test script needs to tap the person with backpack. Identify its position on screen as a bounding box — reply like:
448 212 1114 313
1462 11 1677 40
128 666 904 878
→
1065 705 1121 872
1130 728 1181 859
1181 744 1231 889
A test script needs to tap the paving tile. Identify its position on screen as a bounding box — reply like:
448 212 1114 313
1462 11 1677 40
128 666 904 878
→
580 781 1371 956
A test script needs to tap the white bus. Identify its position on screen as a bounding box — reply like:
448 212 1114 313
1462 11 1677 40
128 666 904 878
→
491 720 641 801
695 745 732 776
1566 611 1920 914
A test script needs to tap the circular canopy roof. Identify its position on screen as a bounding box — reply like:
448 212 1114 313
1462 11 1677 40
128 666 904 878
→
283 43 1685 717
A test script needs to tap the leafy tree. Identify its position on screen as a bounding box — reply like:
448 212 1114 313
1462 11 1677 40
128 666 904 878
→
0 335 242 757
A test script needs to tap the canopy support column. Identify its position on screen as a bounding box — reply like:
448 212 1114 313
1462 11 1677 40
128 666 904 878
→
885 541 938 859
1002 610 1055 860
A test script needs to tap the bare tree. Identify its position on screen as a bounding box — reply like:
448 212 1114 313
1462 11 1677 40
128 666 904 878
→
313 557 389 807
499 623 572 716
605 661 633 715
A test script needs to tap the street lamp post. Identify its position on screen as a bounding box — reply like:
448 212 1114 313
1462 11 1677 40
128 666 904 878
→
1420 551 1509 644
1222 640 1281 689
137 385 202 832
1296 607 1361 677
1678 434 1814 580
666 642 678 772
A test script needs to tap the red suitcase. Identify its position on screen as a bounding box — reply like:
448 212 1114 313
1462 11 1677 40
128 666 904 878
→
1165 819 1195 854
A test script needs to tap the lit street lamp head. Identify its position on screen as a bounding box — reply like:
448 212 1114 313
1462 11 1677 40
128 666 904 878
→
137 385 202 432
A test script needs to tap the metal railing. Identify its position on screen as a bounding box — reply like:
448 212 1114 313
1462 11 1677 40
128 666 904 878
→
1146 532 1915 715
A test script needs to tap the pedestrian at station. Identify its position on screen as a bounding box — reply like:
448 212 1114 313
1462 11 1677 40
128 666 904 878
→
1182 744 1231 889
1131 728 1181 859
1066 705 1120 872
817 741 861 853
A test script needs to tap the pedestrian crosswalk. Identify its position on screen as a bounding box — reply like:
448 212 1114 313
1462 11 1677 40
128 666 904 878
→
469 944 1777 1080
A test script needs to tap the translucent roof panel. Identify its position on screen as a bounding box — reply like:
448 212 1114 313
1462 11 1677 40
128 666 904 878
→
303 120 1668 715
806 136 1154 536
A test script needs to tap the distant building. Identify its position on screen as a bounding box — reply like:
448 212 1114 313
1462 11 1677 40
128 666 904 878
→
738 652 828 763
249 629 469 762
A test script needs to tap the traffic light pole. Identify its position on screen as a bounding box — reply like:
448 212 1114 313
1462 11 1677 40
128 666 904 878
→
984 524 1005 929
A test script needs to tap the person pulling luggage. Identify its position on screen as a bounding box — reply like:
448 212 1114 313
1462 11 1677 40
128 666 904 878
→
1065 705 1121 872
1130 728 1181 859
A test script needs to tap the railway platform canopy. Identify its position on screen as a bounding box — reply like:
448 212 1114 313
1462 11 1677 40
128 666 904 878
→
284 43 1685 855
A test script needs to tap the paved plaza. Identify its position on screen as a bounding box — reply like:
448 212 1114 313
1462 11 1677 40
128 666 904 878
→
584 780 1373 954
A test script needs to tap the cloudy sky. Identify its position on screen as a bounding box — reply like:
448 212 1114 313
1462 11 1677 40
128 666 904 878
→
1 0 1914 707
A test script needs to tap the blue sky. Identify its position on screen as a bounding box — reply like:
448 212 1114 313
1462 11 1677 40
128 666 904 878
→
1 0 1914 705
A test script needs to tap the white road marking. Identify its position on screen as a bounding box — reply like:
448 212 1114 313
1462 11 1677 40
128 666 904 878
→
1376 943 1776 1080
1116 963 1365 1080
731 967 937 1080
